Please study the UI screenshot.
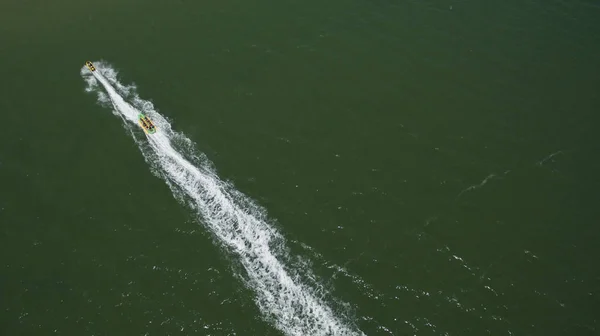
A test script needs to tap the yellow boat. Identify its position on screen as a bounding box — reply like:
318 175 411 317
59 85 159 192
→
138 114 157 134
85 61 96 72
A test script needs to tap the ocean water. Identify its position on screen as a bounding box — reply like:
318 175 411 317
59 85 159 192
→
1 0 599 335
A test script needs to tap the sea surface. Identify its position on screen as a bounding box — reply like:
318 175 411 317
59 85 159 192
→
1 0 599 335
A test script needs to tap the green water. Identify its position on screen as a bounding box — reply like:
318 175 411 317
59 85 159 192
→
2 0 599 335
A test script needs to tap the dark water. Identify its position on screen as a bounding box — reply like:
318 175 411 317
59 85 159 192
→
1 0 599 335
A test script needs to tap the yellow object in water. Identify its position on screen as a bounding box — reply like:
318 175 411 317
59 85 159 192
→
85 61 96 72
138 114 157 134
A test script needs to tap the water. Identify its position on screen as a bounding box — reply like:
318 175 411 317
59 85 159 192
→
1 0 599 335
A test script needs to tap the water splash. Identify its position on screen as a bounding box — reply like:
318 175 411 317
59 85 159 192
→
80 60 363 336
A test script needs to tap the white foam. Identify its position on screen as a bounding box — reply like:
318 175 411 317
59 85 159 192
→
80 61 364 336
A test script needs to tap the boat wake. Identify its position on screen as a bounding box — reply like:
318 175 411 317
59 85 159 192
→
80 61 364 336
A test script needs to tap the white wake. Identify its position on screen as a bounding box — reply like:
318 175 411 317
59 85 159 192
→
80 61 364 336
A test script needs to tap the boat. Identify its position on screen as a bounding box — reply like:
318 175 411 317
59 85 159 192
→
138 113 157 134
85 61 96 72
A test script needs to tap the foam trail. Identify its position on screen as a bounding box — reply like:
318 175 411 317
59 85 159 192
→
81 61 364 336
